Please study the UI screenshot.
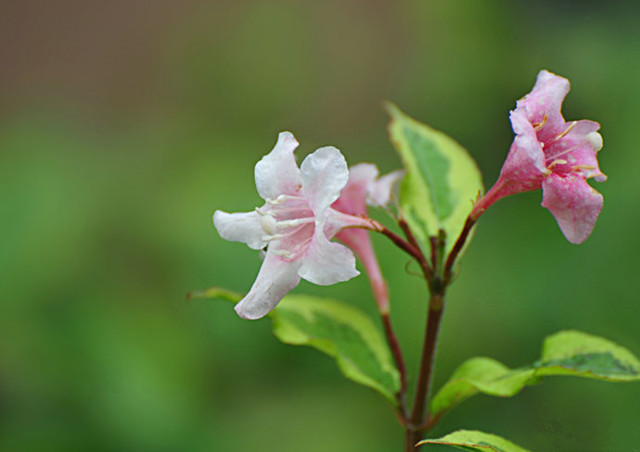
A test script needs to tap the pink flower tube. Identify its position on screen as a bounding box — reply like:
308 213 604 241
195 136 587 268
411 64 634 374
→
332 164 404 313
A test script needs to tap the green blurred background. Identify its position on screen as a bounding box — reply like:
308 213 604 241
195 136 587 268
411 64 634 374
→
1 1 639 451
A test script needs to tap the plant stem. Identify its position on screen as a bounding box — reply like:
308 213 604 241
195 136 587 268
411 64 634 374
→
374 223 424 264
381 312 408 417
397 218 433 285
404 218 478 449
405 290 444 450
443 216 476 285
363 220 413 419
374 216 479 449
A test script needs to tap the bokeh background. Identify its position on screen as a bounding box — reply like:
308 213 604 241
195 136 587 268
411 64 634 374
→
2 1 639 451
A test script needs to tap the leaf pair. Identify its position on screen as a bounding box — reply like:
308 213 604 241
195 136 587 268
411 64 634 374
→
197 289 640 451
420 331 640 451
430 330 640 420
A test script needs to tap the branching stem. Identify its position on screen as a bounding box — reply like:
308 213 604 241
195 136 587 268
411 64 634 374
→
371 214 478 450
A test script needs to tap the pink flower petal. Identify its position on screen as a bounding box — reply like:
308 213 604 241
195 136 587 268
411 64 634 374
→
213 210 266 250
323 208 374 239
254 132 302 200
234 252 302 319
300 146 350 216
332 163 378 216
516 70 570 143
336 227 389 311
299 228 359 285
544 120 606 181
474 111 546 214
541 173 603 244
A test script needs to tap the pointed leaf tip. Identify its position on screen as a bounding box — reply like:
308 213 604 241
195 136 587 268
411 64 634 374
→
384 100 403 119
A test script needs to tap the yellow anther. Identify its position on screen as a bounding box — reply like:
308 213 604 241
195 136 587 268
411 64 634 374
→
554 121 576 141
547 159 568 170
533 114 548 131
572 164 597 172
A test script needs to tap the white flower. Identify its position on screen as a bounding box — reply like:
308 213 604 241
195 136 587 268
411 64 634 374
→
214 132 373 319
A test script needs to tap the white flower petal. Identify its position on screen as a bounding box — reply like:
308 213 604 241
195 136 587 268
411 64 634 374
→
368 170 405 207
254 132 302 200
213 210 266 250
348 163 379 186
298 228 359 285
234 252 302 319
300 146 349 215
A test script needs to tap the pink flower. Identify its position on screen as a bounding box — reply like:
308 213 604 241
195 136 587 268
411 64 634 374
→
331 164 404 313
472 70 606 244
213 132 373 319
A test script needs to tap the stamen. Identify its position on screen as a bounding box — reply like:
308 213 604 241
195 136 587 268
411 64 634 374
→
547 159 568 170
545 138 590 163
261 233 285 242
277 218 314 228
532 114 548 131
549 121 576 143
266 194 302 205
265 196 283 205
572 164 597 172
270 249 294 258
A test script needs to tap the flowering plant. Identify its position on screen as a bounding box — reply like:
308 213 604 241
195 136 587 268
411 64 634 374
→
196 70 639 451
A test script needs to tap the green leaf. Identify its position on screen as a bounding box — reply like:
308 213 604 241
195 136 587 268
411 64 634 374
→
418 430 530 452
430 331 640 419
386 103 483 256
535 330 640 381
272 295 400 402
429 357 537 417
193 287 400 402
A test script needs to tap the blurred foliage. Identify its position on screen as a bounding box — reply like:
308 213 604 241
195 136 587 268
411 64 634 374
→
1 1 640 451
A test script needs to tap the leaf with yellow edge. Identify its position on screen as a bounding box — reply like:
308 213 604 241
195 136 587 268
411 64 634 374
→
430 330 640 420
386 102 483 256
191 287 400 402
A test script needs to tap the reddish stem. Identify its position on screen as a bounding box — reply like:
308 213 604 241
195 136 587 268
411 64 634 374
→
381 312 408 416
443 216 476 286
405 289 445 450
397 219 433 285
